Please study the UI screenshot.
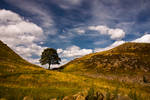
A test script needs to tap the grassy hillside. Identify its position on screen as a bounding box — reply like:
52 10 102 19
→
0 40 29 64
0 40 150 100
0 40 89 99
61 42 150 74
59 42 150 99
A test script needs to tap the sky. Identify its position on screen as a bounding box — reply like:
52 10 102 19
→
0 0 150 68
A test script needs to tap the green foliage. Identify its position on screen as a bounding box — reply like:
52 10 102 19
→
39 48 61 69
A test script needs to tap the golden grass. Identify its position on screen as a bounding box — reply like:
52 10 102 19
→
0 41 150 99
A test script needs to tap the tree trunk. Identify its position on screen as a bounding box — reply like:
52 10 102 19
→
48 63 51 69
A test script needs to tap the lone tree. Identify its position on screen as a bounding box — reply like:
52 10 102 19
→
39 48 61 69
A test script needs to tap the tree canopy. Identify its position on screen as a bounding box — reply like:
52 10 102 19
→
39 48 61 69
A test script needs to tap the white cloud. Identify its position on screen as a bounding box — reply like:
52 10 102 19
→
58 45 93 58
27 58 41 65
88 25 125 40
108 28 125 40
132 34 150 43
0 9 47 64
94 40 125 52
5 0 56 35
54 45 93 68
0 9 22 25
89 26 108 34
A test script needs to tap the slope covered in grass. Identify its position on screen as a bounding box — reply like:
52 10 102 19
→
61 42 150 74
0 40 29 64
0 40 150 100
0 40 90 99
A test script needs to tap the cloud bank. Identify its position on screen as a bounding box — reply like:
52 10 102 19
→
0 9 47 64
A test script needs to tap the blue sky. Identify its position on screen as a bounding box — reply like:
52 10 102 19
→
0 0 150 68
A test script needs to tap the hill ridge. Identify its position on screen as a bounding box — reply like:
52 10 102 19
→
0 40 150 100
60 42 150 73
0 40 28 63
